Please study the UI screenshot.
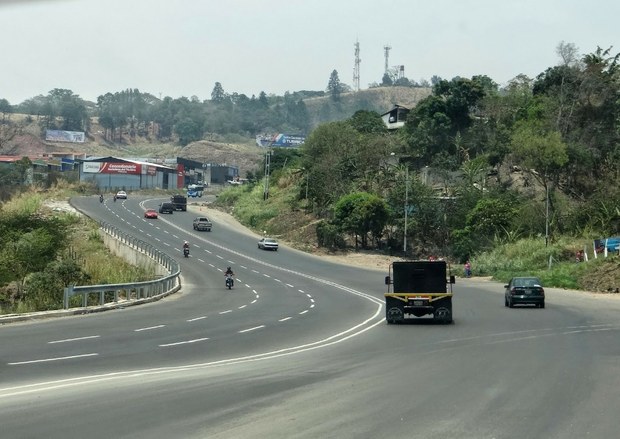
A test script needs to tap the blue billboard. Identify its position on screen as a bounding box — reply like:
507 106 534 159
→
256 133 306 148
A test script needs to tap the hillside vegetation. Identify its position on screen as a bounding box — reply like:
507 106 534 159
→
0 185 155 314
2 47 620 300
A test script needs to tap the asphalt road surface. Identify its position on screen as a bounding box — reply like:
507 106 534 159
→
1 195 619 439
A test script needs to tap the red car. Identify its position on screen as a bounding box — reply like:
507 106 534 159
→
144 209 158 219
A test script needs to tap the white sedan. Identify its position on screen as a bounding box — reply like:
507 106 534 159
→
258 237 278 251
115 190 127 199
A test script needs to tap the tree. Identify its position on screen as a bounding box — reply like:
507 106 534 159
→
511 121 568 178
466 198 516 238
430 75 443 86
46 88 88 131
0 98 12 120
211 82 226 103
403 95 453 163
433 78 485 133
174 117 202 146
404 77 487 166
14 157 32 184
0 123 19 154
301 121 360 208
0 211 72 296
258 91 269 108
511 120 568 238
25 258 88 311
0 228 55 294
96 89 150 142
556 41 580 66
349 110 386 134
327 70 343 102
381 73 393 86
333 192 389 249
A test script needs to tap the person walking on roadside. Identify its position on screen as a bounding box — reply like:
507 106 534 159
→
464 260 472 278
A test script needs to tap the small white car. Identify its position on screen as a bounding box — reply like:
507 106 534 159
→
115 190 127 199
258 237 278 251
193 216 212 231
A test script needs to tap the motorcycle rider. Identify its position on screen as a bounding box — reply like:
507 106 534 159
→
183 241 190 256
224 266 234 287
99 194 104 203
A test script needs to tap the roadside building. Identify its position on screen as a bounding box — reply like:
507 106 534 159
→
175 157 239 187
78 157 178 191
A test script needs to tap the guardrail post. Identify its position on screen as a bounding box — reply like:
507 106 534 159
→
64 285 73 309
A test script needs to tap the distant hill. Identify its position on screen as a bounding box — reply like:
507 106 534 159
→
303 86 432 127
1 86 432 170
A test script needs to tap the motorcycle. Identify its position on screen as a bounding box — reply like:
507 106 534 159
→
183 247 190 258
99 195 104 203
225 274 234 289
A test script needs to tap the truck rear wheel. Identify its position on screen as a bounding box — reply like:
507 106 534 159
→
433 306 453 324
386 307 404 324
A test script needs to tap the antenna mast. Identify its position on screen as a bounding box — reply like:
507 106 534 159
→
384 44 391 75
353 40 361 92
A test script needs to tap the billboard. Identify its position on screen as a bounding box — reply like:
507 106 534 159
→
256 133 306 147
46 130 85 143
82 161 141 174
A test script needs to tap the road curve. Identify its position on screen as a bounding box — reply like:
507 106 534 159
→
1 195 619 439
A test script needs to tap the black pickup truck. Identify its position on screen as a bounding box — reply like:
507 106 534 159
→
170 194 187 211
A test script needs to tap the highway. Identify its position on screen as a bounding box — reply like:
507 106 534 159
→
1 195 619 439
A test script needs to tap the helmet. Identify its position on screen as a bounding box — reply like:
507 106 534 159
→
184 241 188 244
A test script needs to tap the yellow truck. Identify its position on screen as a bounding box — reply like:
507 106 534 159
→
384 260 455 324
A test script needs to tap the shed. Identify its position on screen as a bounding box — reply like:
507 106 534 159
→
381 105 410 130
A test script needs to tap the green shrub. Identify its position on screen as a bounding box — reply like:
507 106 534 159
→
316 220 345 249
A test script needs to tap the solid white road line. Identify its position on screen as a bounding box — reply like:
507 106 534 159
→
48 335 100 344
8 353 99 365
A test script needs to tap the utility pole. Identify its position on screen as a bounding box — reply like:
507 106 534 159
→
263 148 271 200
404 166 409 253
545 180 549 246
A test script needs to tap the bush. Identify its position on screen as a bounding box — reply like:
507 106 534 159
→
316 220 345 249
23 258 88 311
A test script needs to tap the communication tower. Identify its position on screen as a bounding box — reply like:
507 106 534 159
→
353 40 361 92
384 44 391 75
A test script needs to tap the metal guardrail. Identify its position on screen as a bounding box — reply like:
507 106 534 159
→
63 221 181 309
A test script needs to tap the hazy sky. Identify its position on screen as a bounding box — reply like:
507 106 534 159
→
1 0 618 104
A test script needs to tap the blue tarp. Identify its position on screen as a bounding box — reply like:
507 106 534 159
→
594 237 620 253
